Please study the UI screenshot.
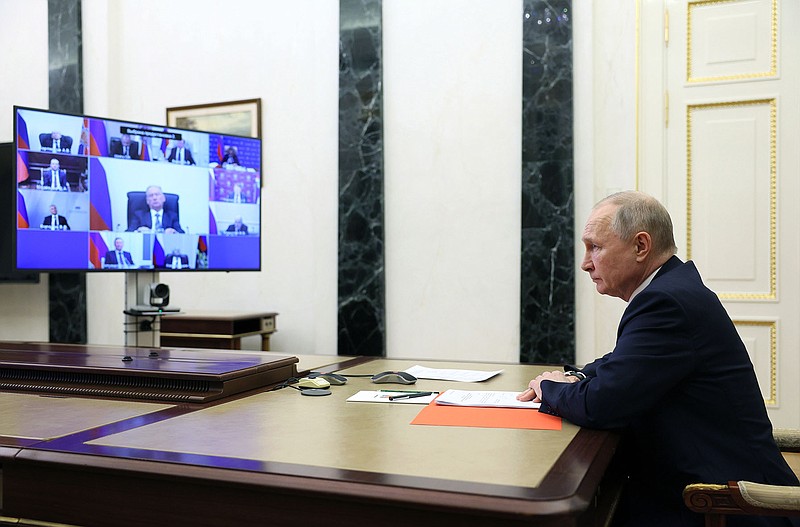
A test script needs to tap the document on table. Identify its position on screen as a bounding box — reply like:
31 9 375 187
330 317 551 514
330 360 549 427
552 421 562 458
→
346 390 439 404
404 365 503 383
435 389 540 409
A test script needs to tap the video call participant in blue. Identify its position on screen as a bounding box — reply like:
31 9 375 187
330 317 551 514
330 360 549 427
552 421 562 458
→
40 131 72 153
104 237 134 268
110 133 140 159
226 216 248 235
41 204 70 230
167 139 195 165
127 185 184 234
42 158 69 191
165 248 189 269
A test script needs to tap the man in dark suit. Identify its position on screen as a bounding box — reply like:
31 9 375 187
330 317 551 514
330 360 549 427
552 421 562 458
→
41 204 70 230
225 216 248 235
165 249 189 269
110 133 140 159
41 158 69 191
104 237 134 268
127 185 184 234
518 191 800 527
167 139 195 165
40 131 72 153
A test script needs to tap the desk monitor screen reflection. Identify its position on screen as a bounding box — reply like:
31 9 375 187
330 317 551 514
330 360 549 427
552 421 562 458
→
12 106 262 272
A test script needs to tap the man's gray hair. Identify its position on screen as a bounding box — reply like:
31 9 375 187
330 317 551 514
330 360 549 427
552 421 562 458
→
596 191 678 256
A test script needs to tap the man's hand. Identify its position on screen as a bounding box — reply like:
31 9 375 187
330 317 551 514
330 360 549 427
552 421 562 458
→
516 370 579 402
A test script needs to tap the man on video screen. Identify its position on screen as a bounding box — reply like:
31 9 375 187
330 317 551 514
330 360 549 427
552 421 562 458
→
41 204 70 230
104 237 134 268
127 185 184 234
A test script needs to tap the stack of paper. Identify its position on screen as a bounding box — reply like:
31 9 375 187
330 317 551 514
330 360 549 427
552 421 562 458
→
435 390 540 409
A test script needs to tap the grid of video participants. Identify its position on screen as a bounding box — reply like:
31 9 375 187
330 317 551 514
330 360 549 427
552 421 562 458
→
14 107 262 271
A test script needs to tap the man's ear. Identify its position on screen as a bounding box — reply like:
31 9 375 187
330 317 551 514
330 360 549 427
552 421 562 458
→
634 232 652 261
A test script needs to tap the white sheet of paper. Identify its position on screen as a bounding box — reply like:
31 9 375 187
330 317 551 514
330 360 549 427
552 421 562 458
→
434 389 540 409
346 390 438 404
403 365 503 383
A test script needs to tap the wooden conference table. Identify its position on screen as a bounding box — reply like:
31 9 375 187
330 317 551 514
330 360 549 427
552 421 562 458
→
0 344 624 527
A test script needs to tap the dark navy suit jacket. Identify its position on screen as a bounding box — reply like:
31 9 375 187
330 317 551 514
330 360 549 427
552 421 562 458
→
540 256 799 526
127 209 183 233
104 250 133 267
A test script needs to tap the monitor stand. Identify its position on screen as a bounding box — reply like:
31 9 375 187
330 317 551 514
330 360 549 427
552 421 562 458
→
124 271 180 346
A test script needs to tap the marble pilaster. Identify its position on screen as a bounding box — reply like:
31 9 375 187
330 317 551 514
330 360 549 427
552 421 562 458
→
520 1 574 364
48 0 87 344
338 0 385 356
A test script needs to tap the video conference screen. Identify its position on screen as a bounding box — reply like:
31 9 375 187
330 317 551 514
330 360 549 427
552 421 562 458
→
13 106 261 272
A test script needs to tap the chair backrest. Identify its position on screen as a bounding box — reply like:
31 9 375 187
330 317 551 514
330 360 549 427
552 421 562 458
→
38 133 72 150
127 191 180 226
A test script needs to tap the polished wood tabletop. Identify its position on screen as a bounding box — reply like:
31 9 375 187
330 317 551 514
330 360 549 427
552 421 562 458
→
0 349 624 527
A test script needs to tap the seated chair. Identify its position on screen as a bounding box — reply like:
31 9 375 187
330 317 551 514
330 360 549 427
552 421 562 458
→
38 133 73 152
127 191 180 230
684 428 800 526
40 167 69 191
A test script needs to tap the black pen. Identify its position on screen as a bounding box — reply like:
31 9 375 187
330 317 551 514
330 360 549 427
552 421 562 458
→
389 391 433 401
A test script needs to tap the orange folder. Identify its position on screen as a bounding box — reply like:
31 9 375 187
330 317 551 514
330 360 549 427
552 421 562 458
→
411 401 562 430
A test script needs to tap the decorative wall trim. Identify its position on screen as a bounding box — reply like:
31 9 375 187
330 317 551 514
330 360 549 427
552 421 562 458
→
687 0 777 84
734 319 777 405
686 98 776 300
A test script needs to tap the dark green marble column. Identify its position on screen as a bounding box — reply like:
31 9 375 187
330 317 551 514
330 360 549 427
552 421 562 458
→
520 1 575 364
338 0 385 356
48 0 87 344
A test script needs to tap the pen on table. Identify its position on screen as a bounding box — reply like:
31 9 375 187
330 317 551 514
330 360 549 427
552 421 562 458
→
389 391 434 401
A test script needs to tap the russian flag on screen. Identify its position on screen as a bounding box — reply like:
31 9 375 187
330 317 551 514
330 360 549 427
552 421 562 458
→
89 232 109 269
217 137 224 162
141 140 150 161
89 119 109 157
89 158 113 231
78 118 90 155
152 236 165 267
16 113 29 150
17 191 29 228
16 151 30 183
196 235 208 269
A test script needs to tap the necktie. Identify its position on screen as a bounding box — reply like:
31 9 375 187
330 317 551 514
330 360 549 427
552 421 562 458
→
53 171 59 189
54 140 60 150
178 149 183 163
118 251 125 268
155 212 162 231
123 146 128 156
52 215 58 229
172 256 179 269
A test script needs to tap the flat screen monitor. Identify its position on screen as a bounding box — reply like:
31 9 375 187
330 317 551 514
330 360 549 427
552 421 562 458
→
12 106 261 272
